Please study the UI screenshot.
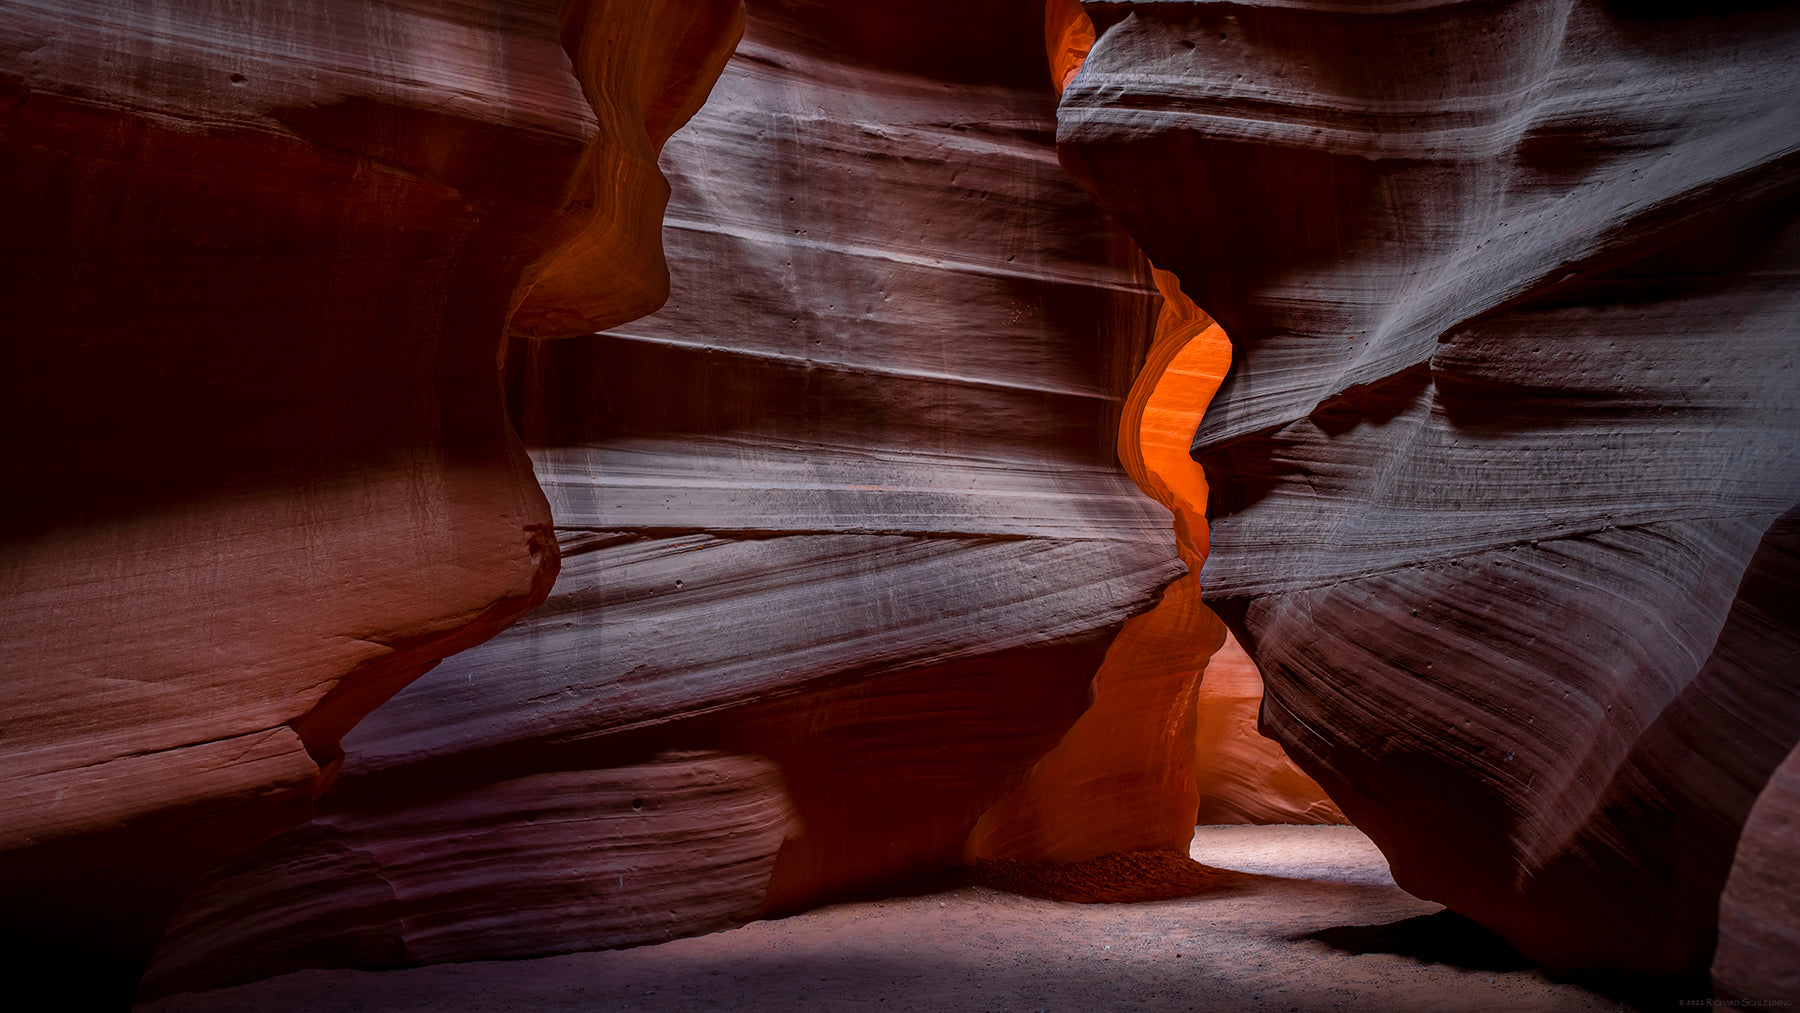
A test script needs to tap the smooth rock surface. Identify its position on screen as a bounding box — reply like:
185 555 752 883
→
1056 0 1800 984
1192 633 1346 826
146 0 1235 989
0 0 741 1001
1714 739 1800 1004
1710 526 1800 1002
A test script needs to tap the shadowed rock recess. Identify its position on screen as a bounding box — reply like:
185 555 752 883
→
1 0 741 1004
1055 0 1800 989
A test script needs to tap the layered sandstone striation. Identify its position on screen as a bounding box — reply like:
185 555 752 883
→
1056 0 1800 984
1714 737 1800 1001
1 0 741 1002
961 63 1231 864
144 0 1218 991
145 752 792 991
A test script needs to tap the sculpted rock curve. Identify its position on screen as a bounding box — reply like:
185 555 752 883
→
145 0 1210 989
0 0 740 1001
1057 0 1800 984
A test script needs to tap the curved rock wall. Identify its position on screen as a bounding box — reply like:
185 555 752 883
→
1715 739 1800 1002
0 0 740 1003
965 267 1229 863
967 1 1341 860
143 0 1209 992
1709 509 1800 999
49 0 1785 999
1056 0 1800 985
1192 632 1346 826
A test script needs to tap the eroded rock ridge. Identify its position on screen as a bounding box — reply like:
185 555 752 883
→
1056 0 1800 985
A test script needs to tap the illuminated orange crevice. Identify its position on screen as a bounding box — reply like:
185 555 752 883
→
966 1 1337 862
1043 0 1095 96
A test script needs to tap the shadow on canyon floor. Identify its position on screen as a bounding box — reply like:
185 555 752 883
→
1300 909 1705 1013
1299 909 1535 973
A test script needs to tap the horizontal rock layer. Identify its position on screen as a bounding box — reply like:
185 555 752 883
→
1058 0 1800 985
142 752 793 995
972 1 1341 856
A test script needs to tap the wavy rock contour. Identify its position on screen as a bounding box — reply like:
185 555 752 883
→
969 0 1341 859
142 0 1205 989
0 0 740 1002
1055 0 1800 984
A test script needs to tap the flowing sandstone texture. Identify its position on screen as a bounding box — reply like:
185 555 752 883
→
0 0 742 1002
1054 0 1800 986
26 0 1786 1001
140 0 1195 992
980 1 1342 845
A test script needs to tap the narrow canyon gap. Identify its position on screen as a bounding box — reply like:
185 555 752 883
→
1054 0 1800 990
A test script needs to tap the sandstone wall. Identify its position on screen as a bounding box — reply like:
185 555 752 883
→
142 0 1204 992
0 0 741 1002
1055 0 1800 986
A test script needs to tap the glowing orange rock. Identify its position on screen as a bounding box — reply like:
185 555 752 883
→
1043 0 1095 96
1055 0 1800 986
1193 632 1346 825
969 268 1226 860
511 0 745 338
144 2 1182 988
968 4 1338 863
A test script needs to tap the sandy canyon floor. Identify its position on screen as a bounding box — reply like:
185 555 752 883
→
140 826 1652 1012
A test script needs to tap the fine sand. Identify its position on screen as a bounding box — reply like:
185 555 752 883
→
140 825 1646 1012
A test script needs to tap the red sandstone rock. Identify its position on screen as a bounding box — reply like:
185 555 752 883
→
969 8 1340 860
0 0 741 1002
1055 0 1800 986
1715 740 1800 1003
1192 633 1345 826
144 0 1204 989
142 753 792 996
39 0 1788 1000
512 0 745 337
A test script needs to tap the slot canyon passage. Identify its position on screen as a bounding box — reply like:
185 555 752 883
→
1 0 1796 1010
